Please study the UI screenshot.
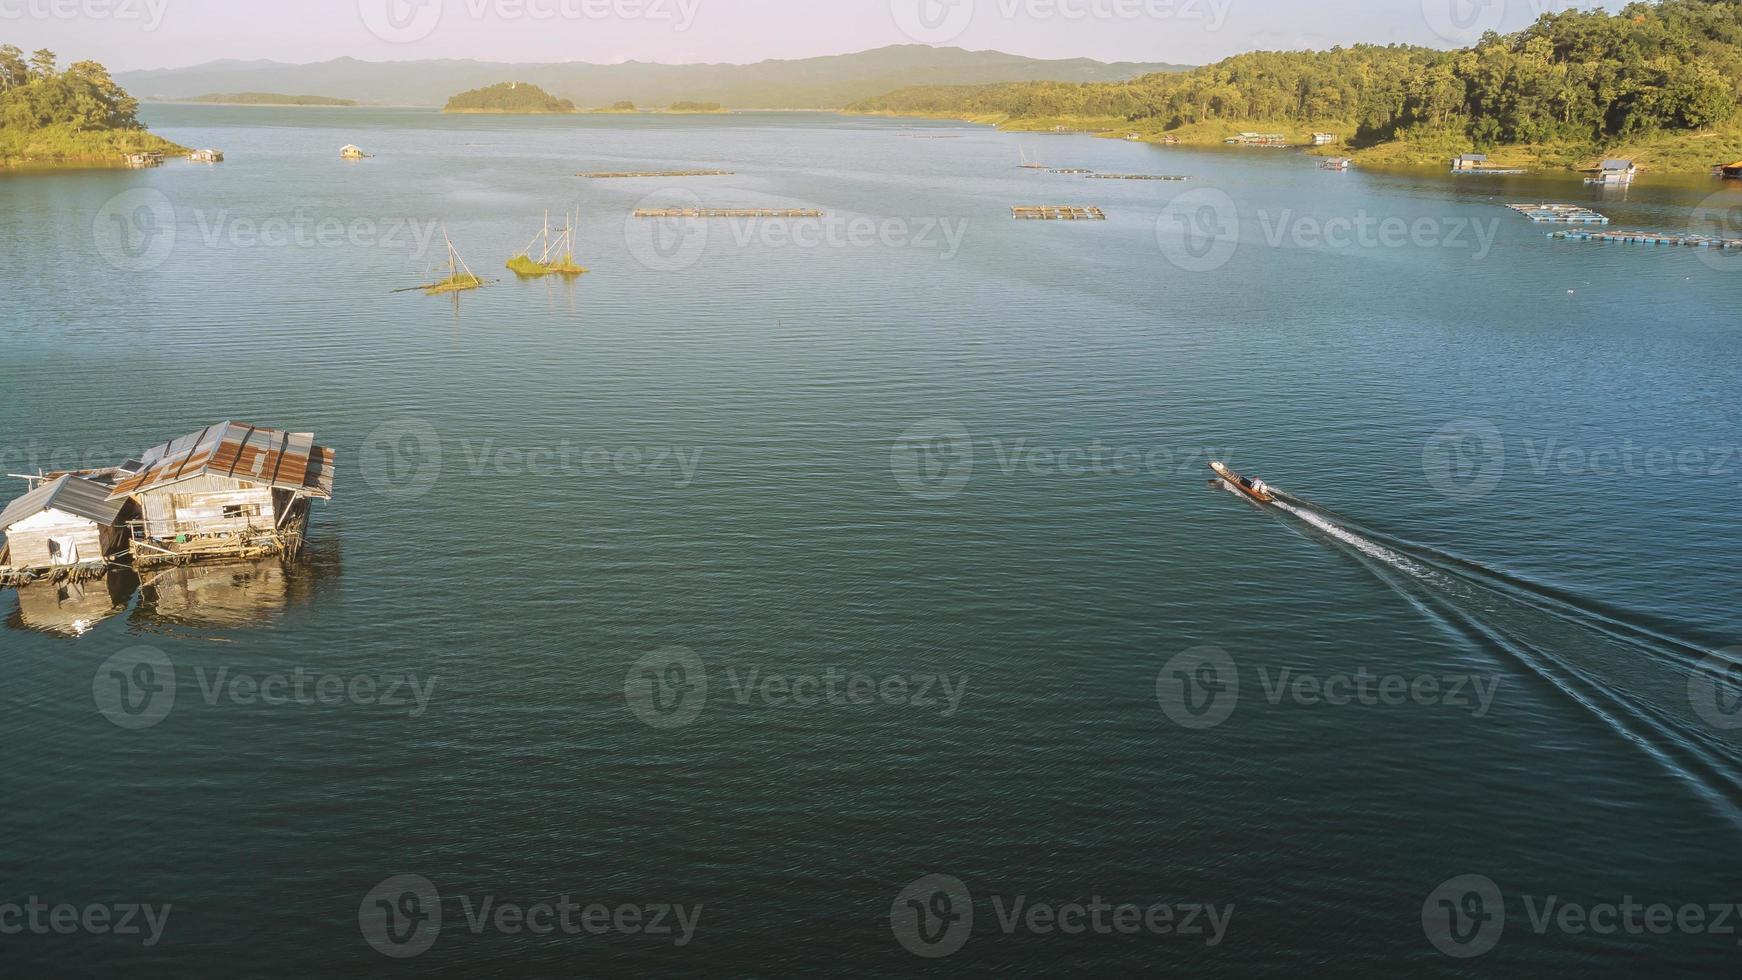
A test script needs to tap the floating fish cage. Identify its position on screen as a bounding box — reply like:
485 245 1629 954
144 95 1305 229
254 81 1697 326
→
578 170 733 178
632 208 822 218
1550 229 1742 249
1012 206 1106 221
1506 203 1610 224
1086 174 1191 181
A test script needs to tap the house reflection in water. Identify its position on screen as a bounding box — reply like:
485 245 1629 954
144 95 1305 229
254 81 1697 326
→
7 572 138 637
133 558 317 630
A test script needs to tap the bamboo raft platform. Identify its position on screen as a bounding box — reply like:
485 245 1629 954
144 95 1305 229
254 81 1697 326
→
579 170 733 178
1506 203 1610 224
1013 206 1106 220
1049 168 1095 175
1550 229 1742 249
1086 173 1191 181
632 208 823 218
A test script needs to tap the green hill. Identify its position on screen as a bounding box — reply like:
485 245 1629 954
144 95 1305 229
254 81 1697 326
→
443 81 576 113
185 92 357 106
1 45 186 167
850 0 1742 174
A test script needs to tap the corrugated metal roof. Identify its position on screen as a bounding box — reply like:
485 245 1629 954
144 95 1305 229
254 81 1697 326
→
0 475 128 530
106 421 336 500
1601 159 1633 170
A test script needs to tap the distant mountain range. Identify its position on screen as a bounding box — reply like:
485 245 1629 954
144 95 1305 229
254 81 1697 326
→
118 45 1187 109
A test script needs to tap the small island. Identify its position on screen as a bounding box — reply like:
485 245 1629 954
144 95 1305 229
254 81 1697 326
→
666 101 726 114
0 45 187 167
442 81 575 114
184 92 358 106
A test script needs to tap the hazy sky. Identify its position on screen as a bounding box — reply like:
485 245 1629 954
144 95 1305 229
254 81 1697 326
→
4 0 1619 71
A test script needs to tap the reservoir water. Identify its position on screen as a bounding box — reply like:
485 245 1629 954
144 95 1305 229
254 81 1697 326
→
2 105 1740 976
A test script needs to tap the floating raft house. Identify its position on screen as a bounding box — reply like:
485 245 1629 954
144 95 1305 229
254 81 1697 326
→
1012 206 1106 220
1506 203 1610 224
1049 168 1095 175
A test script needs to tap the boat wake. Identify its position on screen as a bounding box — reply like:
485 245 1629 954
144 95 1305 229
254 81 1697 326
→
1266 489 1742 829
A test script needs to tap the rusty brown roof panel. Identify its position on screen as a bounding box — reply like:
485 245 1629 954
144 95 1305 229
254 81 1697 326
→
106 422 334 500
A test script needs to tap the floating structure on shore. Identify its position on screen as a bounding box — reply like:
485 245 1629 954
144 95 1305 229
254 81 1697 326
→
1550 228 1742 249
632 208 822 218
1017 147 1048 170
1310 132 1340 146
1086 173 1190 181
123 152 164 168
1506 203 1610 224
1320 157 1353 171
1226 132 1287 147
0 421 336 583
1585 159 1636 186
1451 153 1526 175
188 148 224 164
1714 159 1742 180
507 209 588 277
1049 168 1094 175
340 144 370 160
578 170 732 178
1012 206 1106 220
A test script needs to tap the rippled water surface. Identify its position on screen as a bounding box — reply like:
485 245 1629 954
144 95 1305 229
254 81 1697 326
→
3 106 1741 976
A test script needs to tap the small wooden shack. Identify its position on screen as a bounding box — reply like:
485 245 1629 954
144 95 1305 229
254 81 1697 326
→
1452 153 1489 172
123 152 164 168
0 474 132 578
1587 158 1636 185
107 421 336 567
1310 132 1339 146
1719 159 1742 180
189 148 224 163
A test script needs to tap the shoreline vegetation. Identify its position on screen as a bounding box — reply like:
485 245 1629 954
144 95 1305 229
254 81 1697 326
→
848 0 1742 176
1 45 187 167
181 92 358 106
